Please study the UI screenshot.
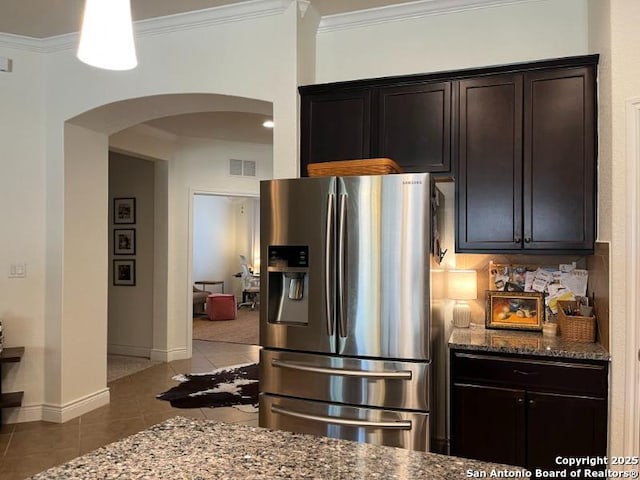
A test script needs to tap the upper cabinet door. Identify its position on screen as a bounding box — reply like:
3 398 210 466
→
456 74 524 251
300 89 371 176
376 82 451 173
523 67 596 251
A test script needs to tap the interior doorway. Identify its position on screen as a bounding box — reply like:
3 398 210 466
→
191 193 260 345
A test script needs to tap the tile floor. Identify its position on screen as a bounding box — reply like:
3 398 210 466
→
0 340 260 480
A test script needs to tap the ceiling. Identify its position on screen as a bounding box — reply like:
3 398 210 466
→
0 0 418 38
145 112 274 144
0 0 418 143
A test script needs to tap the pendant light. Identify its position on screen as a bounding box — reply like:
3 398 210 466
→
77 0 138 71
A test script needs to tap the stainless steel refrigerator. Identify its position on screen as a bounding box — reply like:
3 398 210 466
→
259 173 439 452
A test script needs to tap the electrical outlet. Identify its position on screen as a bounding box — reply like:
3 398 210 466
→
9 262 26 278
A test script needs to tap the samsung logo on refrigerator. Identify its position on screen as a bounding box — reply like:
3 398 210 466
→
402 180 423 185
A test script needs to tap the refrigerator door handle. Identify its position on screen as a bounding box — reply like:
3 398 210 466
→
325 192 335 337
337 191 347 338
271 359 412 379
271 405 412 430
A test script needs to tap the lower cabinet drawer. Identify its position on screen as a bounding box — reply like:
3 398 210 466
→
451 350 608 397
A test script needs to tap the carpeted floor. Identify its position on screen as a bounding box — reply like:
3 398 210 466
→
107 354 160 382
193 307 259 345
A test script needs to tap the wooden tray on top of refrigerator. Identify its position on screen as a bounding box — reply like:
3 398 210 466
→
307 158 404 177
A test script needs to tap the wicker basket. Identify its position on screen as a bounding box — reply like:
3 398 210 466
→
307 158 404 177
556 300 596 343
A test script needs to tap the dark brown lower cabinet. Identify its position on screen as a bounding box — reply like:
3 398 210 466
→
450 350 608 477
452 384 525 467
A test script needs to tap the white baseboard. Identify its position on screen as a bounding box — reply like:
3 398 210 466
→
108 344 152 358
3 388 110 425
42 388 110 423
150 347 189 362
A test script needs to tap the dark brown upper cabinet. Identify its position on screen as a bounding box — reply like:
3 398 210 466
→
376 82 451 173
299 80 452 176
457 73 524 252
299 55 597 254
300 89 371 175
456 62 597 254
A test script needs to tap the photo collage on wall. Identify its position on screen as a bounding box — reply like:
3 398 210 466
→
112 197 136 286
488 261 589 318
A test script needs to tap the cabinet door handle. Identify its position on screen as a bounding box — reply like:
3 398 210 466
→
515 237 522 243
513 369 538 376
528 399 536 407
524 237 531 243
516 397 525 405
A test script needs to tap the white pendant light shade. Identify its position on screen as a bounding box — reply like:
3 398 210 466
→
77 0 137 71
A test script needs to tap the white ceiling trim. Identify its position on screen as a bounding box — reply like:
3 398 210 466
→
318 0 541 33
0 0 293 53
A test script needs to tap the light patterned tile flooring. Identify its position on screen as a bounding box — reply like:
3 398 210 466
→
0 340 260 480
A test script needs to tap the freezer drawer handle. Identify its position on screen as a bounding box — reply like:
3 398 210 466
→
271 359 412 379
271 405 412 430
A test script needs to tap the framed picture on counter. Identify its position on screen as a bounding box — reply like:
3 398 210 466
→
485 291 544 331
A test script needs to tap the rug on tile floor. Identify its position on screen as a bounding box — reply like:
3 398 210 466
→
157 362 258 411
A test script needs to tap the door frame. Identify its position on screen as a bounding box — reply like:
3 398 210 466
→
187 188 259 355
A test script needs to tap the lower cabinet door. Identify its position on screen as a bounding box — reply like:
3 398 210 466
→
525 391 607 473
451 383 526 466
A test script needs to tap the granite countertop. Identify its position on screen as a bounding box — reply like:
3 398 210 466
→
449 324 610 361
31 416 522 480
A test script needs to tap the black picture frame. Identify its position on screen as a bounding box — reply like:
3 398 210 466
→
114 197 136 224
113 228 136 255
113 259 136 286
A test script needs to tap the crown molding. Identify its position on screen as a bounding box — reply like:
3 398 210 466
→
0 0 293 53
0 32 50 53
318 0 540 33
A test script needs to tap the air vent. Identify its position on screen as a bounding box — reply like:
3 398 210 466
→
229 159 256 177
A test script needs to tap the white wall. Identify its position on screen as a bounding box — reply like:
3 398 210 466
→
316 0 589 83
588 0 640 457
108 152 156 358
193 195 236 294
0 3 292 421
0 46 46 423
173 137 270 349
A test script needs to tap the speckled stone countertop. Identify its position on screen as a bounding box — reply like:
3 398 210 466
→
449 324 610 361
30 416 522 480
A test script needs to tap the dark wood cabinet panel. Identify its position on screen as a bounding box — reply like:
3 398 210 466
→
450 349 608 473
300 89 371 176
457 75 523 251
377 82 451 173
456 62 597 254
451 383 525 466
523 67 596 250
526 391 607 472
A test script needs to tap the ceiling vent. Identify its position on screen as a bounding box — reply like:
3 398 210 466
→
229 159 256 177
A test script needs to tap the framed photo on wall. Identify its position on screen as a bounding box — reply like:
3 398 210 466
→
114 229 135 255
113 259 136 286
114 197 136 224
485 291 544 331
